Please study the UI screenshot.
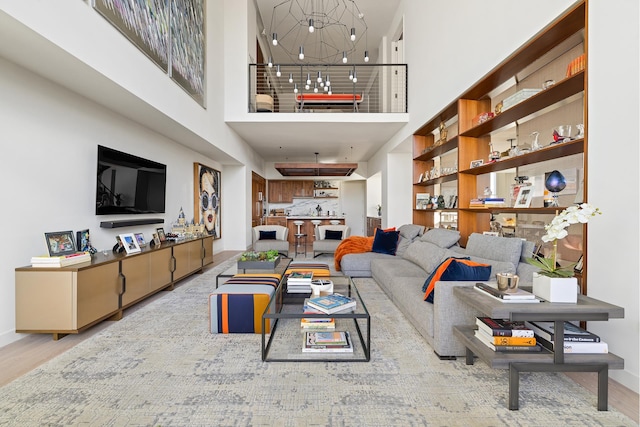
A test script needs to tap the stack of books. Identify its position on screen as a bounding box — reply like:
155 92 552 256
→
306 293 356 314
31 252 91 268
474 317 541 352
474 282 540 303
301 298 335 330
286 270 313 293
525 321 608 353
468 198 506 208
302 331 353 353
483 197 506 207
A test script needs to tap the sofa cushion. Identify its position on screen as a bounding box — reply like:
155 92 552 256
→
464 233 523 270
395 235 412 257
324 230 343 240
419 228 460 248
398 224 425 241
402 241 448 275
422 257 491 303
372 229 400 255
466 255 515 281
259 230 276 240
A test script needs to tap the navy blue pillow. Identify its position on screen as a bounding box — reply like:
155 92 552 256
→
324 230 343 240
371 229 400 255
259 230 277 240
422 257 491 303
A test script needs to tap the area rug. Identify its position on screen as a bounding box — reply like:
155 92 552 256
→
0 256 634 426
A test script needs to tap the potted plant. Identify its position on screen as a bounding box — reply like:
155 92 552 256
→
526 203 601 302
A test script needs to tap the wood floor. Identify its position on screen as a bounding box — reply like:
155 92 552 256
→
1 250 637 422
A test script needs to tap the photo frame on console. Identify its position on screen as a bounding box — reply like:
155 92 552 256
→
119 233 141 254
194 163 221 239
513 186 533 208
44 231 77 257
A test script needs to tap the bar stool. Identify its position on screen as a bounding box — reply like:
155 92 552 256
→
294 221 304 234
311 220 322 240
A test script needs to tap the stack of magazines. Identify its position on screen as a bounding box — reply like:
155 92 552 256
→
302 331 353 353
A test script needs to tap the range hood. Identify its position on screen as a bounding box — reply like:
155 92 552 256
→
274 163 358 177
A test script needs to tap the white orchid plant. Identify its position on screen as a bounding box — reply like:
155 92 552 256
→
526 203 601 278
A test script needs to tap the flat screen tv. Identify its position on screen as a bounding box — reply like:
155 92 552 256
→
96 145 167 215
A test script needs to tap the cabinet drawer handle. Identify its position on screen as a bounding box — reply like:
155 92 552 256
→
119 272 126 295
170 256 176 272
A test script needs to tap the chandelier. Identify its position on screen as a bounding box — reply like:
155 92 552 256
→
268 0 369 65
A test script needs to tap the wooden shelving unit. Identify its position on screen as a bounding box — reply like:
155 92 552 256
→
412 1 588 290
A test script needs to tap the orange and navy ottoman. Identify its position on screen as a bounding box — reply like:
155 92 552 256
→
285 261 330 277
208 274 280 334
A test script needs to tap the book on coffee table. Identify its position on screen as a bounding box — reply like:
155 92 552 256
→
474 283 540 303
306 293 356 314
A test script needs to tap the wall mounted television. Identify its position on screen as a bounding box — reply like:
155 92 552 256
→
96 145 167 215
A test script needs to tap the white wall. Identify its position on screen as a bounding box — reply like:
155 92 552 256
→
0 0 264 347
585 0 639 392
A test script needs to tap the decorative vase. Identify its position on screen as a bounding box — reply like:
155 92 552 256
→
532 272 578 303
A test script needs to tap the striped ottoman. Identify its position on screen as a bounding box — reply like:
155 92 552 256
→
209 274 280 334
285 261 331 277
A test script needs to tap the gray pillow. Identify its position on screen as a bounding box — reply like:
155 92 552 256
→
464 233 522 270
420 228 461 248
402 241 448 274
395 235 412 257
520 240 536 263
398 224 425 241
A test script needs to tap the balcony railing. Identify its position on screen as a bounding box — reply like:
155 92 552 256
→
249 63 407 114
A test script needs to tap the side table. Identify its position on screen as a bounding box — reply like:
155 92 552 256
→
452 286 624 410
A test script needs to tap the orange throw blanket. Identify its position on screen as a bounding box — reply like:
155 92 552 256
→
334 236 374 271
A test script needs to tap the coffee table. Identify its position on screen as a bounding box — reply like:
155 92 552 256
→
216 256 292 288
261 275 371 362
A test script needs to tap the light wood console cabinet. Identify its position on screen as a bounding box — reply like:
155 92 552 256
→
15 236 214 340
412 2 589 291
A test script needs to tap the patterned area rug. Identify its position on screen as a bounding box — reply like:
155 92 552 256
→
0 256 634 426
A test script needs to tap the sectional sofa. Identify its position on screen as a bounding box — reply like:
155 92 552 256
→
340 225 537 358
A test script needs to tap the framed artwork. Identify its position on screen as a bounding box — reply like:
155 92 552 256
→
76 229 91 252
156 228 167 242
470 159 484 168
134 233 147 248
152 233 161 247
119 233 141 254
194 163 221 239
514 186 534 208
44 231 77 256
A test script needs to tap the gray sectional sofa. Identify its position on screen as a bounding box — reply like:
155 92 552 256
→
340 225 537 358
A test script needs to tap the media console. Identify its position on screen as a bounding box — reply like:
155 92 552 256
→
15 235 214 340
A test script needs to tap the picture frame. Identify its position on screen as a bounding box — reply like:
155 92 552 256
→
156 228 166 242
470 159 484 168
44 230 77 257
194 163 221 239
513 186 533 208
119 233 141 254
417 173 424 183
76 229 91 252
152 233 161 247
134 232 147 248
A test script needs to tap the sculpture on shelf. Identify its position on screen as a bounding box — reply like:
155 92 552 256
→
544 170 567 207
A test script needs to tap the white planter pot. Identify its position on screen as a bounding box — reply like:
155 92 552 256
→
532 272 578 303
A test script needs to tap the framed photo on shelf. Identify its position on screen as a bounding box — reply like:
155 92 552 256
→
119 233 141 254
76 229 91 252
417 173 424 183
152 233 161 247
156 228 166 242
44 230 77 257
470 159 484 168
134 233 147 248
513 186 533 208
574 255 584 273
